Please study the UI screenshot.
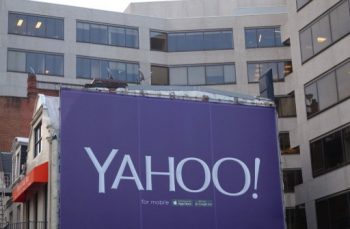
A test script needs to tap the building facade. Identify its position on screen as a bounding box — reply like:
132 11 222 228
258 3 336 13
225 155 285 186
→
0 0 348 228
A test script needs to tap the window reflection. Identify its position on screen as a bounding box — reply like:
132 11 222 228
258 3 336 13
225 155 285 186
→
245 27 283 48
247 60 292 82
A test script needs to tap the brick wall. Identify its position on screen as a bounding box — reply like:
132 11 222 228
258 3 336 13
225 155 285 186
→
0 75 58 152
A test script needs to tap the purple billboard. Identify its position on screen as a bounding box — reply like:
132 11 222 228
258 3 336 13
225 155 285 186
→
60 88 284 229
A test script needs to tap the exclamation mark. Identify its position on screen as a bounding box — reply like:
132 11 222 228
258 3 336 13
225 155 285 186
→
252 158 260 199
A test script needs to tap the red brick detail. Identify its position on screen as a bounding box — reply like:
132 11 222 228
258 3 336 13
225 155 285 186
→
0 75 59 152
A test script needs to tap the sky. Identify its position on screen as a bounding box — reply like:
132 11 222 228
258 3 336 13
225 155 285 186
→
31 0 172 12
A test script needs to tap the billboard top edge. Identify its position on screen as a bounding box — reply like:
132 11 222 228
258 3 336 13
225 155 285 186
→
60 87 275 108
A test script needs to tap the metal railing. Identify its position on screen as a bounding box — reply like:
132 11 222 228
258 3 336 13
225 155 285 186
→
0 221 47 229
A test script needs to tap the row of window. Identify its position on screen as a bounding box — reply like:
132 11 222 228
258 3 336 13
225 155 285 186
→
76 57 139 83
7 50 64 76
8 12 286 52
76 21 139 48
247 60 293 83
299 0 350 62
150 30 233 52
310 123 350 177
8 12 64 39
305 59 350 118
151 64 236 86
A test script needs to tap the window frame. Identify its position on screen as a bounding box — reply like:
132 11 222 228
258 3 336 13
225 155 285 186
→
34 122 42 158
76 20 139 49
8 11 64 40
7 49 64 77
244 26 284 49
299 0 350 64
304 58 350 119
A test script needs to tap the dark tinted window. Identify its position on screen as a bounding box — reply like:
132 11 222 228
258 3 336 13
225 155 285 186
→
286 205 308 229
283 169 303 193
150 31 167 51
316 191 350 229
8 12 63 39
279 132 291 152
275 93 297 117
310 124 350 177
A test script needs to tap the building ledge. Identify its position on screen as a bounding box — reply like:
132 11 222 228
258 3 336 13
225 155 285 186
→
12 162 48 202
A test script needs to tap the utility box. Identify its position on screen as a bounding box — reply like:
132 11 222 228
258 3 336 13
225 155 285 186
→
59 87 284 229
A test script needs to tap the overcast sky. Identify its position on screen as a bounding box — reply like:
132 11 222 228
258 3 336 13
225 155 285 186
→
31 0 173 12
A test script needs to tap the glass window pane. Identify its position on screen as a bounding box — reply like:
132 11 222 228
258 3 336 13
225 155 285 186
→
100 60 109 80
27 16 46 37
7 51 26 72
343 126 350 161
45 55 63 76
336 62 350 100
317 72 337 110
257 28 275 47
329 193 350 228
125 28 139 48
220 30 233 49
90 24 108 44
26 53 45 74
150 31 167 51
279 132 290 151
283 169 302 192
276 96 296 117
300 28 314 62
206 65 224 84
310 140 324 175
169 67 187 85
151 66 168 85
278 61 293 78
224 65 236 83
109 62 126 81
247 63 261 82
204 31 220 50
274 27 282 46
323 131 343 169
77 22 90 42
305 83 319 116
8 13 27 35
316 200 331 229
46 18 63 39
330 1 350 41
90 59 101 79
312 15 332 53
109 26 125 47
168 33 186 52
188 66 205 85
261 62 279 81
76 58 91 78
245 29 257 48
185 32 203 51
126 63 139 83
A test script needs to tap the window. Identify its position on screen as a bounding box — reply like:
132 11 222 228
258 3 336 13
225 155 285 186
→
296 0 311 10
7 50 64 76
152 64 236 86
152 29 233 52
76 56 139 83
316 191 350 229
283 169 303 192
8 12 63 39
151 66 169 85
305 59 350 118
150 31 167 51
247 60 292 82
286 205 308 229
275 93 297 117
310 124 350 177
244 27 284 48
279 132 291 153
299 0 350 63
76 21 139 49
34 122 42 157
4 173 11 188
